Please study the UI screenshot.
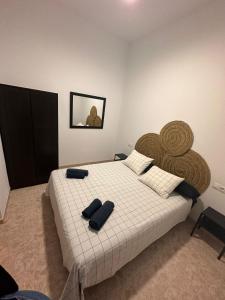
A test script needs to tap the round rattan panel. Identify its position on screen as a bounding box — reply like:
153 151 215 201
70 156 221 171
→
90 106 97 118
94 116 102 127
161 150 211 193
135 133 165 167
160 121 194 156
86 115 95 126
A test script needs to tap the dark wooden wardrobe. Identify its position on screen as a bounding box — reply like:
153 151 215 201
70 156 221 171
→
0 84 58 189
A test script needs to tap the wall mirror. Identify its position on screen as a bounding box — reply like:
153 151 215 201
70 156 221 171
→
70 92 106 129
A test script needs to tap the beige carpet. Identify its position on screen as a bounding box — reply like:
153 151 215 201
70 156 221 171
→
0 184 225 300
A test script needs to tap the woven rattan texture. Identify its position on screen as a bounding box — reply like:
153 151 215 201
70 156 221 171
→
160 121 194 156
135 133 165 167
135 121 210 193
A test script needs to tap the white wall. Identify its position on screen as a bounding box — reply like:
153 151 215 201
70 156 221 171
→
0 135 10 220
117 0 225 219
0 0 128 166
1 0 225 220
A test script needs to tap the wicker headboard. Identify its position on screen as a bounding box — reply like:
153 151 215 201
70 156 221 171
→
86 106 102 127
135 121 211 194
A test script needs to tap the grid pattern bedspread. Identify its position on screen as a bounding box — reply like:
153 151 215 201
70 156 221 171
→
47 161 192 300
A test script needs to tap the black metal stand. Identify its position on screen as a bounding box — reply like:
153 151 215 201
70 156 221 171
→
191 208 225 260
190 213 204 236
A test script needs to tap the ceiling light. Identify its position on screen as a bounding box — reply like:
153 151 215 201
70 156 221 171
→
124 0 138 4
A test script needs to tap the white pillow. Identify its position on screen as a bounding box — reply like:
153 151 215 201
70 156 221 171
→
123 149 154 175
139 166 184 198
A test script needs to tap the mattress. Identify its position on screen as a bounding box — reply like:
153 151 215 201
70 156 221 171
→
47 161 192 300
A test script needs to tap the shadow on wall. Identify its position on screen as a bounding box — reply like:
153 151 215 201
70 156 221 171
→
41 194 68 300
190 197 204 220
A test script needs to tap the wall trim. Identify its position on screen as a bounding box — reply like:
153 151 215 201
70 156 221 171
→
60 159 113 169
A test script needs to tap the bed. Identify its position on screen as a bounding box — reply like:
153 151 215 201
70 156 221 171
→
47 121 211 300
47 161 192 300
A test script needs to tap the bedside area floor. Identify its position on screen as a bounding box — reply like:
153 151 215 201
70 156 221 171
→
0 184 225 300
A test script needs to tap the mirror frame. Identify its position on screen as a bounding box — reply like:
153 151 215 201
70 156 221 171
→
70 92 106 129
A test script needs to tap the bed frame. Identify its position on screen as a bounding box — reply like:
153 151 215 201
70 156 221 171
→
135 120 211 194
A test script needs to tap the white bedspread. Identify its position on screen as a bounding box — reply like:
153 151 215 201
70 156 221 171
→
47 161 192 300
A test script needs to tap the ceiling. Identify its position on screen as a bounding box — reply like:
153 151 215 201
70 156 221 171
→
58 0 212 41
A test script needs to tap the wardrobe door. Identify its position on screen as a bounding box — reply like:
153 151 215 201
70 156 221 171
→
30 90 58 184
0 85 36 189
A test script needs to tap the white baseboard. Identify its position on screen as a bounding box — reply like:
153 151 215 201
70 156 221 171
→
60 159 113 169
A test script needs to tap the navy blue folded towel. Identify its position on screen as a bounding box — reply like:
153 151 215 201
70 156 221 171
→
89 201 114 231
66 168 88 179
82 199 102 219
